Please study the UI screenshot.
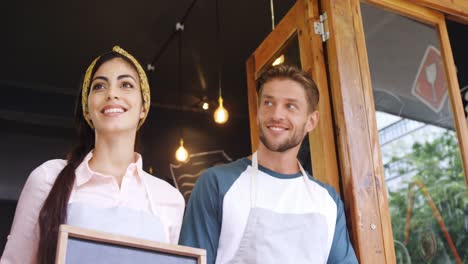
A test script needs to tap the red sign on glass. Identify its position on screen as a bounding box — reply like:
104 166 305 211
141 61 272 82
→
411 45 448 113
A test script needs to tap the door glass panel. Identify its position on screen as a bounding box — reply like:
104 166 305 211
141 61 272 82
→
265 33 301 69
361 3 468 263
447 20 468 126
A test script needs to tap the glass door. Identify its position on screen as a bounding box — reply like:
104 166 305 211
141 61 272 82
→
321 0 468 262
360 1 468 263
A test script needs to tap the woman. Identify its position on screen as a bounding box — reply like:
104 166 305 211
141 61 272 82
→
1 46 185 264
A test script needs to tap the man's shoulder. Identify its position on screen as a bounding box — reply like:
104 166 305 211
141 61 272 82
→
306 174 341 203
202 157 250 180
195 157 251 194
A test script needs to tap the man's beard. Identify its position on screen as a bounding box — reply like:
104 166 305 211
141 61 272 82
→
259 124 306 152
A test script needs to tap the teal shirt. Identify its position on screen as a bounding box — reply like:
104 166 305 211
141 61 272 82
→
179 158 358 264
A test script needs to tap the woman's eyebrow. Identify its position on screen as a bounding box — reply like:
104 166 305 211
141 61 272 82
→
118 74 137 82
91 76 108 82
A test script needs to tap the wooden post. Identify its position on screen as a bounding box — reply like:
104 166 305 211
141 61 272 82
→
321 0 396 262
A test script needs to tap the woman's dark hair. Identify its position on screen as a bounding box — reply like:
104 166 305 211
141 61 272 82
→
37 51 140 263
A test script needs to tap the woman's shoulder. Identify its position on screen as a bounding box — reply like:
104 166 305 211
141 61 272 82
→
37 159 68 171
142 172 184 205
16 159 68 208
28 159 68 185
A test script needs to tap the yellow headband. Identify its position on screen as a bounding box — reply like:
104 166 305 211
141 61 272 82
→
81 46 151 129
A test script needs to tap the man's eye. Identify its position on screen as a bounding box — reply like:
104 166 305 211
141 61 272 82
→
287 104 297 109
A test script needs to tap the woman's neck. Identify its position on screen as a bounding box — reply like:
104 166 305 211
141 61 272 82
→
88 132 137 187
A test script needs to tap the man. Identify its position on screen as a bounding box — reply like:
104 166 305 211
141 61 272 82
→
179 65 358 264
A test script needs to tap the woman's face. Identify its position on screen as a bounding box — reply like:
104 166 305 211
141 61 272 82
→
86 58 145 134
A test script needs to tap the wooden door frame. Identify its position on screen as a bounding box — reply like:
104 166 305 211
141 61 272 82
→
322 0 468 263
411 0 468 18
245 0 341 192
413 0 468 24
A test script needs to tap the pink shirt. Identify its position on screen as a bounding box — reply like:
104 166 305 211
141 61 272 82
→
1 151 185 264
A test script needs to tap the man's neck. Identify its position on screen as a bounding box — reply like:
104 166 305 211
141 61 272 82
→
256 144 300 175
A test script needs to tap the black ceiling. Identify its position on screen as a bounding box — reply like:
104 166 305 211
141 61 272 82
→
0 0 297 125
3 1 466 132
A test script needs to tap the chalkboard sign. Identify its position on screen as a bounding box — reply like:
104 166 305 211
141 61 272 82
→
170 150 232 203
56 225 206 264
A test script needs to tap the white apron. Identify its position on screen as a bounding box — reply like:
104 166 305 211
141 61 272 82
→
226 152 328 264
66 178 166 243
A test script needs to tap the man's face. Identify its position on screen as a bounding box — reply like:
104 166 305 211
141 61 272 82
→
257 78 318 153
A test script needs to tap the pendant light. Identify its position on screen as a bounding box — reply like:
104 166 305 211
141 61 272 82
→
175 23 189 162
214 91 228 124
175 138 189 162
213 0 229 124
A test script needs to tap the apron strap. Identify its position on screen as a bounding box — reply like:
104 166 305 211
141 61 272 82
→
251 152 258 208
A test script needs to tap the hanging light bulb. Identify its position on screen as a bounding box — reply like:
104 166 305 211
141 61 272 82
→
201 97 210 110
202 102 209 110
213 0 228 125
214 96 229 124
174 29 189 163
175 138 189 162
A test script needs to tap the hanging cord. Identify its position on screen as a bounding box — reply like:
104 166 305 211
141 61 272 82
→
270 0 275 30
177 27 185 137
216 0 222 97
148 0 198 70
178 29 183 108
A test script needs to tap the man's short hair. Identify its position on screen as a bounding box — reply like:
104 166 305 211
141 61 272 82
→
256 64 319 112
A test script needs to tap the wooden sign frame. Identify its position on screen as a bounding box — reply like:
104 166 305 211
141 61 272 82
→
55 225 206 264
